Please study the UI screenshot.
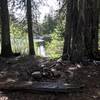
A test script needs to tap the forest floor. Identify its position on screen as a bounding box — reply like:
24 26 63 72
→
0 55 100 100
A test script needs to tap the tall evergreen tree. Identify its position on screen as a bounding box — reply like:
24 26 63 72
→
0 0 13 57
26 0 35 55
9 0 41 55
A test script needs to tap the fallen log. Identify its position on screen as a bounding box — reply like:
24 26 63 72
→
0 81 85 94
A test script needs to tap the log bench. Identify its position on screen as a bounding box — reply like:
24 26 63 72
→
0 81 85 94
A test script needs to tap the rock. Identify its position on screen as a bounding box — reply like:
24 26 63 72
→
93 60 100 65
76 64 82 68
41 67 52 78
6 78 16 83
68 67 77 71
32 71 42 79
50 68 61 78
43 67 49 71
51 68 56 72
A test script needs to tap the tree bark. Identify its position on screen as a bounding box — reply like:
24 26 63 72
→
84 0 99 59
0 0 13 57
27 0 35 55
62 0 100 62
92 0 99 56
70 0 84 62
62 0 73 60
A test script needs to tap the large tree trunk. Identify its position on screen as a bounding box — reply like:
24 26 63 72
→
62 0 100 62
70 0 85 62
84 0 99 59
84 0 94 59
62 0 85 62
27 0 35 55
0 0 13 57
62 0 73 60
92 0 99 57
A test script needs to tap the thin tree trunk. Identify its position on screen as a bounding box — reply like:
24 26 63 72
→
27 0 35 55
0 0 13 57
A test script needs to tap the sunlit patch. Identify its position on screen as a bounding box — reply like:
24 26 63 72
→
76 64 82 68
64 83 69 86
0 95 8 100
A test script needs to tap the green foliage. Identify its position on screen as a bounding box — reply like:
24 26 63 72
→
46 28 64 59
41 13 65 59
10 21 29 55
10 19 40 55
40 14 57 35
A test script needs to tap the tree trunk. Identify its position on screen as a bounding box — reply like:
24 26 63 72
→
62 0 85 62
0 0 13 57
92 0 99 57
62 0 100 62
70 0 85 63
62 0 73 60
84 0 99 59
27 0 35 55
